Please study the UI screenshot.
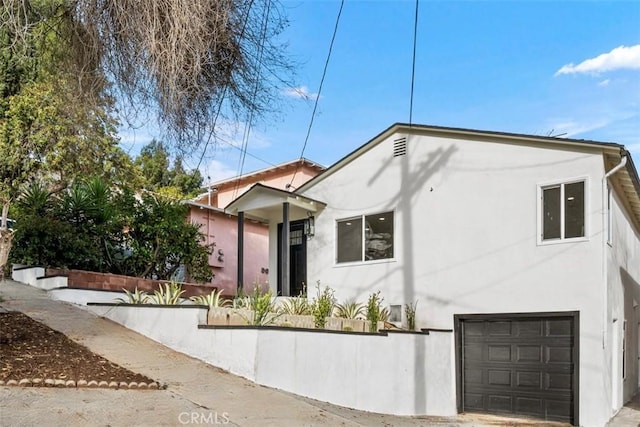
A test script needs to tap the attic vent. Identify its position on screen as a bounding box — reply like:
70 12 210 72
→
393 137 407 157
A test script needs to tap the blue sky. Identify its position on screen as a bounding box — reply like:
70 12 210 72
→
119 0 640 184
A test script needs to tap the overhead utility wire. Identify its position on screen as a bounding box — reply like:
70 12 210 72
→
232 0 272 200
409 0 419 125
195 0 257 172
288 0 345 189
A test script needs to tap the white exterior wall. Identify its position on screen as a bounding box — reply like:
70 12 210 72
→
86 303 454 415
301 131 613 426
606 186 640 416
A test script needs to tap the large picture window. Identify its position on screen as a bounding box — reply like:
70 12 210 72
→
541 180 585 242
337 212 394 263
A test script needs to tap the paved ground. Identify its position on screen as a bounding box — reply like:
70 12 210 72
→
1 278 638 427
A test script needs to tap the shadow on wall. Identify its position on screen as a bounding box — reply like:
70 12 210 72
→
369 140 459 413
621 267 640 401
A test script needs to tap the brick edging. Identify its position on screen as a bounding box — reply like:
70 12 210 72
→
0 378 162 389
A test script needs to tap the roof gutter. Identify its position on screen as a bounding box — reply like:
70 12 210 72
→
601 152 628 351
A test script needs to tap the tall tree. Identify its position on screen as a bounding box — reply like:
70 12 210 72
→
0 1 138 274
3 0 294 150
135 140 204 198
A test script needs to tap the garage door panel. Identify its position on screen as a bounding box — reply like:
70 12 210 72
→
488 345 511 361
517 345 542 362
463 393 485 410
489 321 512 336
516 320 543 336
547 318 573 336
488 369 511 386
516 397 543 415
516 371 541 388
460 315 576 424
488 395 513 412
546 372 572 391
546 346 573 363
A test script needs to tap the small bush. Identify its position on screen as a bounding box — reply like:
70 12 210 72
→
405 300 418 330
245 284 280 326
366 291 384 332
311 281 335 329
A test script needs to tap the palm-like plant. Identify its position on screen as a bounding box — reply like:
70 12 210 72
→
190 289 230 308
278 296 311 315
151 282 185 304
335 299 365 319
115 287 149 304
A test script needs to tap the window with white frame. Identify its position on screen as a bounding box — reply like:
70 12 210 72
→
540 180 585 241
336 212 394 263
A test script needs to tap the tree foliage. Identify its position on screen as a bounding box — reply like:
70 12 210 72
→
3 0 294 150
135 140 204 198
10 179 214 283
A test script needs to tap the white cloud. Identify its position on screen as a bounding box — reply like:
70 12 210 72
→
201 159 238 185
555 45 640 76
548 119 610 138
283 86 319 100
598 79 610 87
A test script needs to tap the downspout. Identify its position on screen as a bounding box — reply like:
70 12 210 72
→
602 153 627 350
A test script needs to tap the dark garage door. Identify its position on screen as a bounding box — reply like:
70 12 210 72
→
458 314 577 424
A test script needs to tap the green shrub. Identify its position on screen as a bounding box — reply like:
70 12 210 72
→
245 285 280 326
366 291 384 332
311 281 335 329
405 300 418 330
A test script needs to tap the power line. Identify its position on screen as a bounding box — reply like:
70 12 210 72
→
288 0 345 189
233 0 272 200
409 0 419 126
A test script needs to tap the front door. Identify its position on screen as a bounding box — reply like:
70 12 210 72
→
277 220 307 297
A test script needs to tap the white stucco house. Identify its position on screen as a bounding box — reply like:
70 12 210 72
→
226 123 640 426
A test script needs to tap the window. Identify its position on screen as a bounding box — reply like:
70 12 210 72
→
541 180 585 242
337 212 394 263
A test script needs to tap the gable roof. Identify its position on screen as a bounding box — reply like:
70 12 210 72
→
208 158 324 190
224 183 326 222
297 123 640 230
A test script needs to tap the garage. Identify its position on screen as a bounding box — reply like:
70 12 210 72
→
455 312 578 425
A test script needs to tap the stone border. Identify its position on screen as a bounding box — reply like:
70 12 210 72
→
0 379 161 389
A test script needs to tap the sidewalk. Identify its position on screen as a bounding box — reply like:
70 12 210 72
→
1 278 636 426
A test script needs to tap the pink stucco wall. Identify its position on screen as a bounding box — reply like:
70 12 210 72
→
215 166 320 208
188 209 269 296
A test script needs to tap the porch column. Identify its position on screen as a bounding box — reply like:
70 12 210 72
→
280 202 290 296
237 211 244 294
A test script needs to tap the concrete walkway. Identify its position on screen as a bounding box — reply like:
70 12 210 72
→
0 279 636 426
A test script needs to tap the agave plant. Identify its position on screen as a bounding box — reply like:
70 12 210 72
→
115 287 149 304
190 289 230 308
278 296 311 315
335 299 365 319
151 282 185 305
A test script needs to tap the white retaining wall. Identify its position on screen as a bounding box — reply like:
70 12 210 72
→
12 266 46 287
86 304 456 417
49 288 125 306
